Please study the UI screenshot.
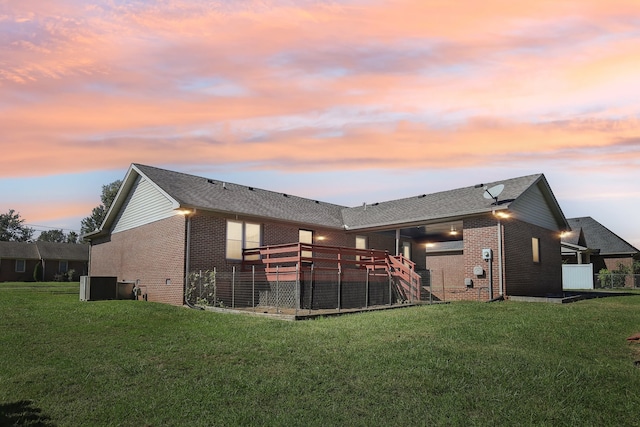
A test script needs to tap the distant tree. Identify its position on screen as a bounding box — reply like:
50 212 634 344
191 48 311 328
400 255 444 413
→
80 180 122 236
37 229 67 243
0 209 34 242
67 231 79 244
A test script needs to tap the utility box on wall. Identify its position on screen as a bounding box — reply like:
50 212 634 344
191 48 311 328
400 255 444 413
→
473 265 484 276
482 248 492 260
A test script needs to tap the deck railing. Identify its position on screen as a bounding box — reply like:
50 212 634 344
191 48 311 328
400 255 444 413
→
242 242 423 302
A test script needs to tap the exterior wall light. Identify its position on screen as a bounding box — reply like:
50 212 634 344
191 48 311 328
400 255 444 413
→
176 208 195 216
494 211 510 219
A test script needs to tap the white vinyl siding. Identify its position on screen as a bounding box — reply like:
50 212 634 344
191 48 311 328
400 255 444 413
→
112 176 176 234
510 183 561 231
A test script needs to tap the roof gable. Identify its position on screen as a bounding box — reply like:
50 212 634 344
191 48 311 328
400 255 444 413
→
341 173 568 231
566 217 639 255
508 175 569 231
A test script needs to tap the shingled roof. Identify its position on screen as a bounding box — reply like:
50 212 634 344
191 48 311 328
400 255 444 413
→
341 174 544 230
565 217 639 256
98 164 565 235
0 241 89 260
134 164 347 228
0 241 40 259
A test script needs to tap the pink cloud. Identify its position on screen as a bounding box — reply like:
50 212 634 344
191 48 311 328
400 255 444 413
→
1 0 640 180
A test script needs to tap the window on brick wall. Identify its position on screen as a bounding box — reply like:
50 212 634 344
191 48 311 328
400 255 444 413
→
355 235 367 264
226 220 262 260
15 259 25 273
299 229 313 260
59 260 68 273
532 237 540 263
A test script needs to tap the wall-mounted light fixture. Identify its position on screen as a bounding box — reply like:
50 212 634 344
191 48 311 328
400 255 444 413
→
175 208 195 216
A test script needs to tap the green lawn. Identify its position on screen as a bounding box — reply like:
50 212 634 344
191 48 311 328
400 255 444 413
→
1 283 639 426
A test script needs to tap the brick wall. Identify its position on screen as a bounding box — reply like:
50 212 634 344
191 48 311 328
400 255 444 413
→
463 215 501 300
503 219 562 297
422 215 563 301
425 252 476 301
90 215 186 305
0 259 39 282
187 211 401 273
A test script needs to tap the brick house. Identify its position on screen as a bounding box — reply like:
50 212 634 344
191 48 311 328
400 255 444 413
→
0 241 89 282
562 216 639 272
85 164 570 306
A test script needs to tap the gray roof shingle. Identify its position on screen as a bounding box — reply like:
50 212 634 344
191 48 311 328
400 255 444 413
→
0 241 40 259
36 242 89 261
119 165 556 233
0 241 89 260
566 217 639 255
135 164 347 228
341 174 543 230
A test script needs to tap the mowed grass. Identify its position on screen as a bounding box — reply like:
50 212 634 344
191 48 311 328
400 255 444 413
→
1 283 640 426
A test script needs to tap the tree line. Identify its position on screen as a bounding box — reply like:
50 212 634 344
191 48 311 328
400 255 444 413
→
1 180 122 243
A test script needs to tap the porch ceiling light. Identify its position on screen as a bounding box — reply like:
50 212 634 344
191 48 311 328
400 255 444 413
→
493 210 510 219
449 225 458 236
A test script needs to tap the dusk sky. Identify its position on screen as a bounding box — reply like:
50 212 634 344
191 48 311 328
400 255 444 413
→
1 0 639 248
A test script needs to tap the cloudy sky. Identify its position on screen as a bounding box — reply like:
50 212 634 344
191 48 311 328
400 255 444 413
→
1 0 639 248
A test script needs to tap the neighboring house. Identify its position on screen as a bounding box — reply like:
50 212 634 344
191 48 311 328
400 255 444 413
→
0 241 89 282
86 164 570 306
562 216 639 271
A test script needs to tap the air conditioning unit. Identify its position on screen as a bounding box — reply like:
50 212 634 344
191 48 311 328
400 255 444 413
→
80 276 90 301
79 276 118 301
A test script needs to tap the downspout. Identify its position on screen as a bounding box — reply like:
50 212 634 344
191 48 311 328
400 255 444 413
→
36 242 44 281
497 219 503 296
183 210 202 309
395 229 400 256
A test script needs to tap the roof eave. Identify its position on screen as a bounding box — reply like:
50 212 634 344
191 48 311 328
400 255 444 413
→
344 207 506 232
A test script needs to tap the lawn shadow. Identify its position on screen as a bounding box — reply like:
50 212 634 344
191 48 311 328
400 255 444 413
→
0 400 56 427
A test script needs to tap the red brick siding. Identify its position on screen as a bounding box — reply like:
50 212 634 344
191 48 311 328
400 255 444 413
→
187 211 401 273
0 259 39 282
90 215 186 305
42 260 88 281
503 219 562 297
463 216 501 300
425 252 475 301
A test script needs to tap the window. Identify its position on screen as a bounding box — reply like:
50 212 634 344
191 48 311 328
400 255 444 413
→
355 235 367 263
226 220 262 260
532 237 540 263
15 259 25 273
402 242 411 259
299 229 313 260
59 260 68 273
